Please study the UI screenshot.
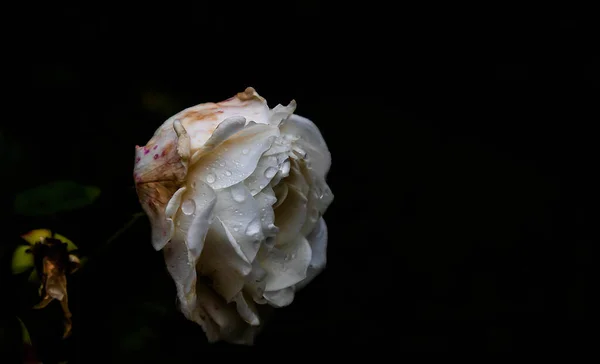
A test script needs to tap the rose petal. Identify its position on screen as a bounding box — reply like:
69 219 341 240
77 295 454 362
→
198 216 252 302
176 88 272 153
245 153 288 196
254 187 279 239
234 292 260 326
190 115 247 165
280 114 331 178
174 181 217 260
135 121 190 250
163 238 197 319
195 280 245 341
188 123 279 190
274 185 308 246
261 236 312 291
263 287 295 308
244 258 268 304
296 217 328 291
285 159 310 198
210 183 264 262
269 100 297 126
272 181 289 209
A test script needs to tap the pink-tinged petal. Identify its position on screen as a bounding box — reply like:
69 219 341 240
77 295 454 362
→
296 217 328 291
188 123 279 190
263 287 295 308
176 87 272 153
273 184 307 246
135 121 190 250
261 236 312 292
280 114 331 178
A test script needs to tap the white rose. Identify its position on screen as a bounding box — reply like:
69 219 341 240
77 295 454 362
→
133 87 333 344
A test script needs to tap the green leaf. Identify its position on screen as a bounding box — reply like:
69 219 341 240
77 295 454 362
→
16 317 32 346
14 180 101 216
11 245 34 275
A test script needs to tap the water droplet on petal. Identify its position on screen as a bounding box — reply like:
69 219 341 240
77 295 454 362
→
225 170 232 176
280 160 291 175
245 218 261 237
219 162 226 167
231 184 246 202
206 173 216 184
264 167 277 179
242 148 249 155
233 227 239 232
181 199 196 215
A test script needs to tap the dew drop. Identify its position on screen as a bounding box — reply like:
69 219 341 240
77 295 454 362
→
242 148 249 155
231 184 246 202
250 189 258 195
245 218 261 237
181 199 196 215
206 173 216 184
219 162 226 167
225 170 232 176
264 167 277 179
233 226 239 232
281 160 291 175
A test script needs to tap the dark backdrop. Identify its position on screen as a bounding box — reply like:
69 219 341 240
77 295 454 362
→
0 3 596 361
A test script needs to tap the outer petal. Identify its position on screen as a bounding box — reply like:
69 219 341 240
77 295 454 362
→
263 287 295 308
261 236 312 292
280 114 331 178
135 120 190 250
269 100 297 126
188 123 279 190
296 217 328 291
177 87 272 153
163 237 197 320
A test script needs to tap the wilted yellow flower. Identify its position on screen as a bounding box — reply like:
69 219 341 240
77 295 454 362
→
13 229 81 338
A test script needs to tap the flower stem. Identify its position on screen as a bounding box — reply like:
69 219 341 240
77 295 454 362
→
104 212 146 247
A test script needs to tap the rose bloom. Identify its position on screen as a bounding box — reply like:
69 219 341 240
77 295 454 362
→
133 88 333 344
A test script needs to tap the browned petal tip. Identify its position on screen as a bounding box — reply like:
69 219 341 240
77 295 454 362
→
236 87 259 101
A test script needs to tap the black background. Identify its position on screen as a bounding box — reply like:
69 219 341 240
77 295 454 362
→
0 3 596 361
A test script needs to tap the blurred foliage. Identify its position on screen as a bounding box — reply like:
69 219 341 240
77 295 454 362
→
17 317 32 346
14 180 101 216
